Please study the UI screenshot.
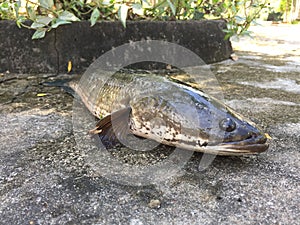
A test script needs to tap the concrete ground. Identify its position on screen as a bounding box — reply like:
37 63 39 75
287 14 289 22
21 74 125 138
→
0 23 299 224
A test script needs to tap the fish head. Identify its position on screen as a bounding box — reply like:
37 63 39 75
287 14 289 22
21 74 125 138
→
129 87 269 156
177 87 269 155
205 105 269 155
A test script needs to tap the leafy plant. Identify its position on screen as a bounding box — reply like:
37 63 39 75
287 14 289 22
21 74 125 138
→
221 0 268 39
0 0 268 40
0 0 18 19
144 0 204 20
279 0 292 13
147 0 267 39
12 0 150 38
13 0 82 39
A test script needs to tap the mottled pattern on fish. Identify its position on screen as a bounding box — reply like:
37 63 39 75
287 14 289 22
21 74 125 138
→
72 72 269 155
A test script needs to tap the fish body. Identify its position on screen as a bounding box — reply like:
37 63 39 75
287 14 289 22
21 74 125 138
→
72 72 269 155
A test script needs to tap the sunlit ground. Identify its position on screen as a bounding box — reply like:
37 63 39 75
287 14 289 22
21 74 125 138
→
224 21 300 104
231 21 300 58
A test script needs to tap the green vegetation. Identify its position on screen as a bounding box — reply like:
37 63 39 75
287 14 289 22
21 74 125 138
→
0 0 17 19
0 0 268 39
279 0 292 13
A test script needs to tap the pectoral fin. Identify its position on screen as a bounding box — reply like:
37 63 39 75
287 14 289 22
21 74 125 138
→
89 107 132 148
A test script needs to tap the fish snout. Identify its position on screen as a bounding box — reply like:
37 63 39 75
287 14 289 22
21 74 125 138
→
221 126 269 154
246 131 268 144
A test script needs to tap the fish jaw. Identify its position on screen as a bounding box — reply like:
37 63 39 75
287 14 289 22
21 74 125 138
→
127 133 269 156
193 133 269 156
130 127 269 156
215 132 269 155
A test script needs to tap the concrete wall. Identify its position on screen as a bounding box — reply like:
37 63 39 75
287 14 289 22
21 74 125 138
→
0 20 233 74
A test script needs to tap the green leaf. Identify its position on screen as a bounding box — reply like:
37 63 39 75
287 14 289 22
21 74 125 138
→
142 0 152 8
222 29 231 33
102 0 110 6
251 20 261 26
14 1 21 18
58 11 80 22
90 8 100 26
36 16 53 24
224 33 232 40
132 3 144 16
118 4 129 28
240 30 253 37
27 6 36 20
39 0 54 9
16 15 26 28
1 2 9 8
231 4 237 13
32 29 46 39
51 19 71 28
166 0 176 16
16 20 22 28
193 11 204 20
235 15 245 23
31 16 52 28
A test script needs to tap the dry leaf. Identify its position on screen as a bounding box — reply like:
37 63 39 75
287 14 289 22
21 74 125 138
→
37 93 47 97
67 60 72 73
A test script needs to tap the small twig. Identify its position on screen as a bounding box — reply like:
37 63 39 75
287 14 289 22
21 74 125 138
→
0 74 20 84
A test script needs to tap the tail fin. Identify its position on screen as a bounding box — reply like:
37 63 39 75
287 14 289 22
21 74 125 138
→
43 78 76 96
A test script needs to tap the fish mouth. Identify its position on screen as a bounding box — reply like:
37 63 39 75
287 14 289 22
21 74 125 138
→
214 133 269 155
169 133 269 156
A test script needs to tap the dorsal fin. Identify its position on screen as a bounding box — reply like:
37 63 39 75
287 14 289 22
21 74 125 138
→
90 107 132 148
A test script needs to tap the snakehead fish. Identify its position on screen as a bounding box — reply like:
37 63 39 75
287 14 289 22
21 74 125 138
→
71 72 269 155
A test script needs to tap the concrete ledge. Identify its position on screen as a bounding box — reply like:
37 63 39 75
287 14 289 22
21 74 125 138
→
0 20 233 74
0 21 57 73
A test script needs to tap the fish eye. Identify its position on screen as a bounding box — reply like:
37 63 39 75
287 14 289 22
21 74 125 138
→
219 118 236 132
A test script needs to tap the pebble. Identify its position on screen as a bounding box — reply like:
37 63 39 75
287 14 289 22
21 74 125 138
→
148 199 161 209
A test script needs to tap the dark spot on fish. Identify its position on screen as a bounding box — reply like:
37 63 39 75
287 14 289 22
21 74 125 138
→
197 140 201 146
216 196 222 200
202 141 208 147
197 140 208 147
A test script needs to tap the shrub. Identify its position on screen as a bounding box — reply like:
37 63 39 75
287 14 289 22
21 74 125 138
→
1 0 268 39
